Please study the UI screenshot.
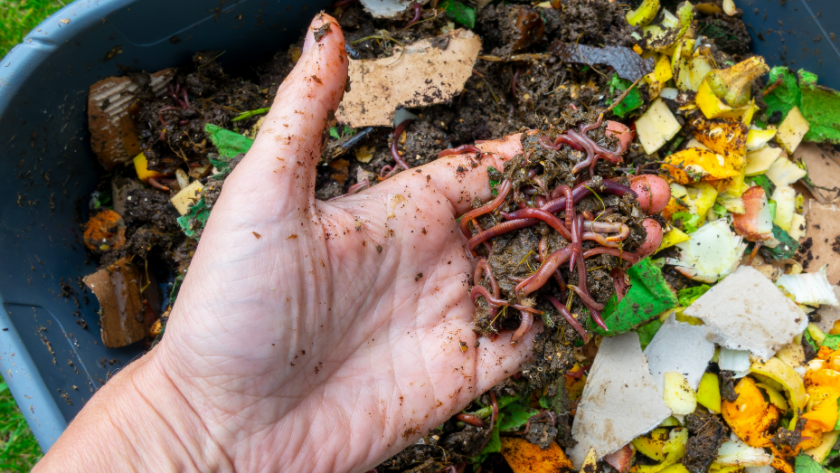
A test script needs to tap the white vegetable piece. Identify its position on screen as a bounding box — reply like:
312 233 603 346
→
745 146 782 176
635 98 682 154
718 348 751 377
771 186 796 231
664 219 746 283
776 106 810 154
662 372 697 416
765 155 807 187
170 181 204 216
716 435 773 467
683 266 809 360
776 265 840 307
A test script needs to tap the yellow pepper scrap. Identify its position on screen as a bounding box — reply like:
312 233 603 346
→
662 148 741 185
633 428 670 461
797 347 840 451
500 438 573 473
721 377 780 448
689 117 748 163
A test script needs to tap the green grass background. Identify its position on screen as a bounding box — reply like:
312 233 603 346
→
0 0 68 58
1 1 69 467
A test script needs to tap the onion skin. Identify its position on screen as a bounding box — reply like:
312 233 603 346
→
631 175 671 215
638 219 664 256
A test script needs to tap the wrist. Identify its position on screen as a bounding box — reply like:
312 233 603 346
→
34 347 232 473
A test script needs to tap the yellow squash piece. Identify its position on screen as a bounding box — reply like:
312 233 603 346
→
633 428 688 473
636 98 682 154
804 430 840 463
798 350 840 451
744 146 782 176
722 377 780 447
645 54 674 98
690 117 748 163
663 148 740 184
755 383 789 413
776 106 811 154
658 227 691 252
697 372 722 413
501 438 573 473
686 182 719 225
750 357 809 429
664 372 697 416
633 428 670 461
133 152 163 183
705 56 770 108
626 0 660 27
746 128 778 151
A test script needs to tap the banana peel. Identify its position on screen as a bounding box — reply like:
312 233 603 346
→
627 0 661 27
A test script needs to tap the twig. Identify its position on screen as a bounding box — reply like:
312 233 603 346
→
478 53 549 63
605 76 643 113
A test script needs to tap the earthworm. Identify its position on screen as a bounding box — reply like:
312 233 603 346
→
438 144 481 158
582 232 620 248
546 295 589 342
157 106 180 127
568 285 605 311
510 309 532 344
460 179 512 238
515 247 572 296
499 208 572 240
390 119 414 171
455 413 486 428
405 2 422 27
583 247 640 263
471 286 508 308
480 391 499 450
585 221 630 241
148 177 170 191
511 69 519 99
468 219 536 252
474 258 500 298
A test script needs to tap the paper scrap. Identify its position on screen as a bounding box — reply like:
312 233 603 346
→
643 314 716 396
795 143 840 203
360 0 416 18
569 332 671 469
803 201 840 284
683 265 808 360
337 29 481 127
816 287 840 333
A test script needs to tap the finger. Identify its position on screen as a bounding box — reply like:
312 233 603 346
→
367 133 526 217
228 13 347 207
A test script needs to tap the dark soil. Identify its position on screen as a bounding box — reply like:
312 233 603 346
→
682 408 729 473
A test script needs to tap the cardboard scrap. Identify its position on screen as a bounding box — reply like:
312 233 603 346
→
803 201 840 284
337 29 481 127
796 143 840 203
683 266 808 360
816 287 840 333
643 314 716 396
83 257 153 348
88 69 175 170
569 332 671 469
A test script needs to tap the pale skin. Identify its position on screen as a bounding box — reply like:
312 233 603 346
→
34 14 539 473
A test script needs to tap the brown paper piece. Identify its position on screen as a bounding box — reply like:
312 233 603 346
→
803 201 840 284
83 257 151 348
816 287 840 332
88 69 175 170
337 29 481 127
795 143 840 203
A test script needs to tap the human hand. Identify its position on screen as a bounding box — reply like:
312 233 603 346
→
36 13 536 473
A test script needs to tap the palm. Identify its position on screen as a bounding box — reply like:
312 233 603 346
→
154 14 534 473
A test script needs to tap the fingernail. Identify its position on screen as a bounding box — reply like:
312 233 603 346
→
302 14 327 54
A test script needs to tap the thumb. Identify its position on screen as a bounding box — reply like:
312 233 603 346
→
227 13 347 208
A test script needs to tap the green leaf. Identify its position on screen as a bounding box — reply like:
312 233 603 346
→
480 413 502 455
672 212 701 234
499 402 539 432
488 166 502 196
677 285 711 307
804 329 820 352
760 224 800 261
798 69 840 145
751 174 776 197
590 258 679 336
637 319 663 350
176 197 211 238
607 74 644 118
796 453 825 473
343 126 356 137
823 335 840 351
538 396 551 409
205 123 255 158
768 200 777 221
440 0 476 28
712 203 728 217
329 127 340 140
